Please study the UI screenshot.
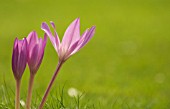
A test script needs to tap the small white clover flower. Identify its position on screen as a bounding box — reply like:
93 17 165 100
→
67 87 82 98
20 100 25 107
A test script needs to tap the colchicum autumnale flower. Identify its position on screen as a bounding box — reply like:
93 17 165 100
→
41 18 95 62
27 31 47 74
39 18 95 109
12 38 27 109
26 31 47 109
12 38 27 80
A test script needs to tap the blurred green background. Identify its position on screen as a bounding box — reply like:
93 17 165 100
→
0 0 170 108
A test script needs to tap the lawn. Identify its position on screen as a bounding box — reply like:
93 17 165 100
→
0 0 170 108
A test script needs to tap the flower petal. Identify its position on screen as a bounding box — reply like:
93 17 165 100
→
79 26 95 48
27 31 39 57
41 22 60 53
18 38 27 77
36 35 47 70
66 29 88 57
27 31 38 44
28 44 39 72
66 26 95 57
42 33 47 49
12 38 19 78
64 40 79 60
70 26 95 55
62 18 80 51
50 21 60 52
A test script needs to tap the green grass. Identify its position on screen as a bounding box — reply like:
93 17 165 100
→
0 0 170 108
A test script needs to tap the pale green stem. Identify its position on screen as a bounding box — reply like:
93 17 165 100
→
26 73 35 109
15 79 21 109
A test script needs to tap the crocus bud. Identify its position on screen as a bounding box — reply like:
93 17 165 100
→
12 38 27 80
27 31 47 74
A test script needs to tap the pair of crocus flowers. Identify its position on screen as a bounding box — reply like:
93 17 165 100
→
12 18 95 109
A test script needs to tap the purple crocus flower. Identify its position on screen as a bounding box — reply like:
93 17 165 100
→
26 31 47 109
12 38 27 80
41 18 95 62
39 18 95 109
27 31 47 74
12 37 27 109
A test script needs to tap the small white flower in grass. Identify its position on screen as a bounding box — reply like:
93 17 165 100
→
20 100 25 107
68 87 82 98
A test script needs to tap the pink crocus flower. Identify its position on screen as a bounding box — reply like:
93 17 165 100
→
12 37 27 109
26 31 47 109
12 38 27 80
41 18 95 62
27 31 47 74
39 18 95 109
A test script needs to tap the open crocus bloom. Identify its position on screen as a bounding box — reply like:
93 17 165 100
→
41 18 95 62
12 38 27 80
27 31 47 74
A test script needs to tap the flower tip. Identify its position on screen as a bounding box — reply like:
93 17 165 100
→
92 26 96 29
50 21 56 29
14 37 18 42
13 37 18 48
90 26 96 34
76 17 80 22
41 22 48 29
28 31 38 38
41 22 46 25
15 37 18 40
77 17 80 20
27 31 39 44
28 31 34 36
73 17 80 23
32 30 37 34
33 31 38 36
